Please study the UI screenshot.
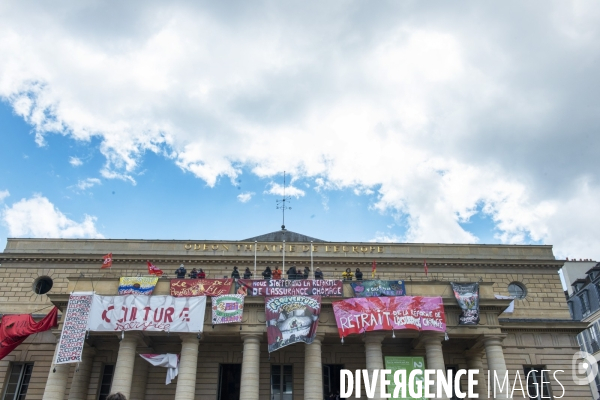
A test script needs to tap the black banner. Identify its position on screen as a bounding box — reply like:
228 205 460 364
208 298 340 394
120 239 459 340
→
450 282 480 325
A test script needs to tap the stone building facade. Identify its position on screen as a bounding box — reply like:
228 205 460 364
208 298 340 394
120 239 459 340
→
0 232 591 399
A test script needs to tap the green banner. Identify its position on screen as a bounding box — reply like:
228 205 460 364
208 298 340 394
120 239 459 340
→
384 356 425 400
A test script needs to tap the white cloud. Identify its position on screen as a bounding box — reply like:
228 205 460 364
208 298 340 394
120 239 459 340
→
0 2 599 257
71 178 102 191
69 156 83 167
370 232 402 243
0 190 9 202
265 183 305 198
2 195 103 239
237 192 254 203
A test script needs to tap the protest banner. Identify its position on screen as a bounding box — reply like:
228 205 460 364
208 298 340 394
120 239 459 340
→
450 282 480 325
170 279 233 297
265 296 321 352
87 295 206 332
350 280 406 297
118 277 159 295
0 307 58 361
236 279 342 297
212 294 245 324
332 296 446 337
55 292 93 364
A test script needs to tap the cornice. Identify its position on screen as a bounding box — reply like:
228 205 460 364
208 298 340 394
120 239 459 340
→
0 253 564 270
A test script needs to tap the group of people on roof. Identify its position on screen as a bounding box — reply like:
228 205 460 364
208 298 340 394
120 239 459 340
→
175 264 206 279
229 266 364 280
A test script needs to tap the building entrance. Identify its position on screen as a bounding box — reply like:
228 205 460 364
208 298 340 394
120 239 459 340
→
217 364 241 400
323 364 344 398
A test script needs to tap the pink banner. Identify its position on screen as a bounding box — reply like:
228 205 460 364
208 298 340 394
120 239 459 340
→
332 296 446 337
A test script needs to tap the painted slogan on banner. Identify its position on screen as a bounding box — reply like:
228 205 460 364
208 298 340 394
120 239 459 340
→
332 296 446 337
265 296 321 352
237 279 342 297
118 277 159 295
55 292 93 364
450 282 480 325
87 295 206 332
170 279 233 297
350 280 406 297
211 295 245 324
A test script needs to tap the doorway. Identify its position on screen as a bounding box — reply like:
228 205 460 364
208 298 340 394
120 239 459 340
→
218 364 241 400
323 364 344 398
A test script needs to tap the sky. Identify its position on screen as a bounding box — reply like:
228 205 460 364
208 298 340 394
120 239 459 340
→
0 1 599 260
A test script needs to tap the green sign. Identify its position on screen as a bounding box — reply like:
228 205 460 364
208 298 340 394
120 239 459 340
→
384 356 425 400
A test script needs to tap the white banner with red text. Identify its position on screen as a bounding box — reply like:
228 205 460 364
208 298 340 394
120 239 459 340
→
87 295 206 332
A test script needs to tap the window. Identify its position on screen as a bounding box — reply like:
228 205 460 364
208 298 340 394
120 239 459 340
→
508 282 527 299
580 291 591 316
97 364 115 400
32 276 53 295
2 363 33 400
271 365 293 400
568 302 575 319
523 367 552 399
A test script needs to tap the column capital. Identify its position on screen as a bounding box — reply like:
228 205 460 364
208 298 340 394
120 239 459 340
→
362 332 387 344
413 331 445 349
178 332 201 343
116 331 146 345
463 347 484 359
482 334 507 347
240 333 262 343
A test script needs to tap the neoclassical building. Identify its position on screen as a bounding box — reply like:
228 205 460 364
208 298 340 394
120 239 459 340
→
0 231 591 399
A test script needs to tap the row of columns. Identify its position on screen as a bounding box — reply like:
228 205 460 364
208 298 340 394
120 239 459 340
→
41 332 508 400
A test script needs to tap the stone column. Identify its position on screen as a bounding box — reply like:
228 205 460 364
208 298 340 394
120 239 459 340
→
240 334 261 400
465 350 488 400
174 333 200 400
304 334 325 400
483 335 509 400
67 345 96 400
421 332 449 400
363 333 386 400
110 332 142 398
129 349 151 400
42 335 70 400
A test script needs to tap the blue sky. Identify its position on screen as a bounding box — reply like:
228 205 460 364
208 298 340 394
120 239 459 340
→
1 1 599 259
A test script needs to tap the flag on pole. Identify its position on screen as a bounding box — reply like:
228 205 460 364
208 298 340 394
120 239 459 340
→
147 261 164 276
101 253 113 269
371 260 376 278
424 260 428 277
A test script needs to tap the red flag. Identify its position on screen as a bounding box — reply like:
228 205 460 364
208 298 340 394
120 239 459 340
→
101 253 113 269
424 260 428 277
0 307 58 360
147 261 163 276
371 260 377 278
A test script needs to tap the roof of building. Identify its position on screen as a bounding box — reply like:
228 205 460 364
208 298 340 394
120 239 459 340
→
242 228 326 243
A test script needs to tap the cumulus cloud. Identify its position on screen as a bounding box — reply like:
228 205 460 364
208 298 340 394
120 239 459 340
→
0 190 9 202
237 192 254 203
71 178 102 191
2 195 103 238
69 156 83 167
0 1 599 256
265 183 305 198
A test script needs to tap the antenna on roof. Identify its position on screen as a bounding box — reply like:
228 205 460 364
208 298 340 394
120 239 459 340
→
276 171 292 230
